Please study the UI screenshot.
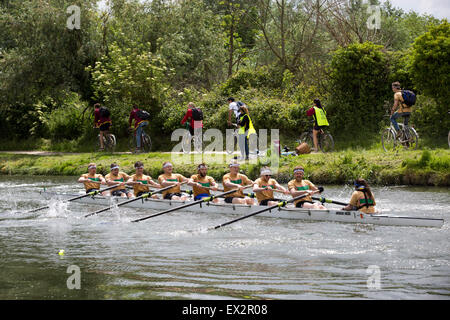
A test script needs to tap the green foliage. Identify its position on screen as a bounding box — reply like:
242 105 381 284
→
219 66 284 96
46 94 88 141
410 95 450 142
411 21 450 107
327 42 391 137
402 150 450 171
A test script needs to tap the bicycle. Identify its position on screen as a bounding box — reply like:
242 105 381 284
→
297 120 334 153
181 125 204 153
129 126 152 153
95 131 116 153
381 115 418 152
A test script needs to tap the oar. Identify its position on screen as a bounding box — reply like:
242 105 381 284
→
84 182 187 218
24 185 118 214
312 196 348 206
131 185 253 223
211 191 318 230
181 189 255 198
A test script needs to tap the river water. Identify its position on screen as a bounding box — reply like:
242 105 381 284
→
0 175 449 300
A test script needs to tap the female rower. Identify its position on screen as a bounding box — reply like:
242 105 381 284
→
158 162 190 201
105 163 133 198
342 178 377 214
78 163 107 195
287 166 326 209
253 167 290 206
127 161 161 198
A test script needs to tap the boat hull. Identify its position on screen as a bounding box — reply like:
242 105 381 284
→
40 192 444 228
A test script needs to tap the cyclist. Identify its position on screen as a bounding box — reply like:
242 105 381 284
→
390 81 412 139
180 102 203 139
93 103 112 151
129 104 149 153
306 99 329 153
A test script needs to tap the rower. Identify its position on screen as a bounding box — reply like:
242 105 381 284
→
342 178 377 214
127 161 161 198
158 162 190 201
188 163 220 203
78 163 107 195
105 163 133 198
222 161 255 205
253 167 290 206
287 166 326 209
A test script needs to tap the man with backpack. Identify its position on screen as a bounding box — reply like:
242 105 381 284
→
390 82 415 138
129 104 150 153
93 103 112 151
180 102 203 137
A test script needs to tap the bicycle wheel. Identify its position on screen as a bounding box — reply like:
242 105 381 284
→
141 133 152 152
193 134 205 153
299 132 314 150
129 134 137 153
405 127 419 150
381 128 397 152
104 134 116 153
182 131 191 153
319 133 334 153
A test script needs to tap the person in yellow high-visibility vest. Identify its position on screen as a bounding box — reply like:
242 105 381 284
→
237 104 256 160
306 99 329 153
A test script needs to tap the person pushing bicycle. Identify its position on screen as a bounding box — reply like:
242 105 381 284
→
180 102 203 137
93 103 112 151
306 99 329 153
129 104 149 153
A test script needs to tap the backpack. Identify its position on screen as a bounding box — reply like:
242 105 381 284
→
191 107 203 121
401 90 416 107
99 106 110 118
237 101 247 109
137 109 150 120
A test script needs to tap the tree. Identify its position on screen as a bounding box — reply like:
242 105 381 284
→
253 0 321 73
0 0 101 138
410 20 450 139
411 21 450 107
326 42 391 137
87 42 170 135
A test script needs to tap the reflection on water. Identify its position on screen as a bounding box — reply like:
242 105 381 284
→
0 176 449 299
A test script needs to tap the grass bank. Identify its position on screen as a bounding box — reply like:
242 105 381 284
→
1 148 449 186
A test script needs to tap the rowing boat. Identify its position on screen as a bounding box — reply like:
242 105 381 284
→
38 191 444 228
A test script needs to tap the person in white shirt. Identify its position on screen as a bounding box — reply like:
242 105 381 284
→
227 97 240 126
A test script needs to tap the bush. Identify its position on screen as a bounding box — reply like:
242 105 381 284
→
45 93 89 141
326 42 392 138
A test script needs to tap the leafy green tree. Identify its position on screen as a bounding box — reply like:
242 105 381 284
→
411 21 450 107
410 20 450 139
326 42 391 137
0 0 101 138
87 42 170 136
